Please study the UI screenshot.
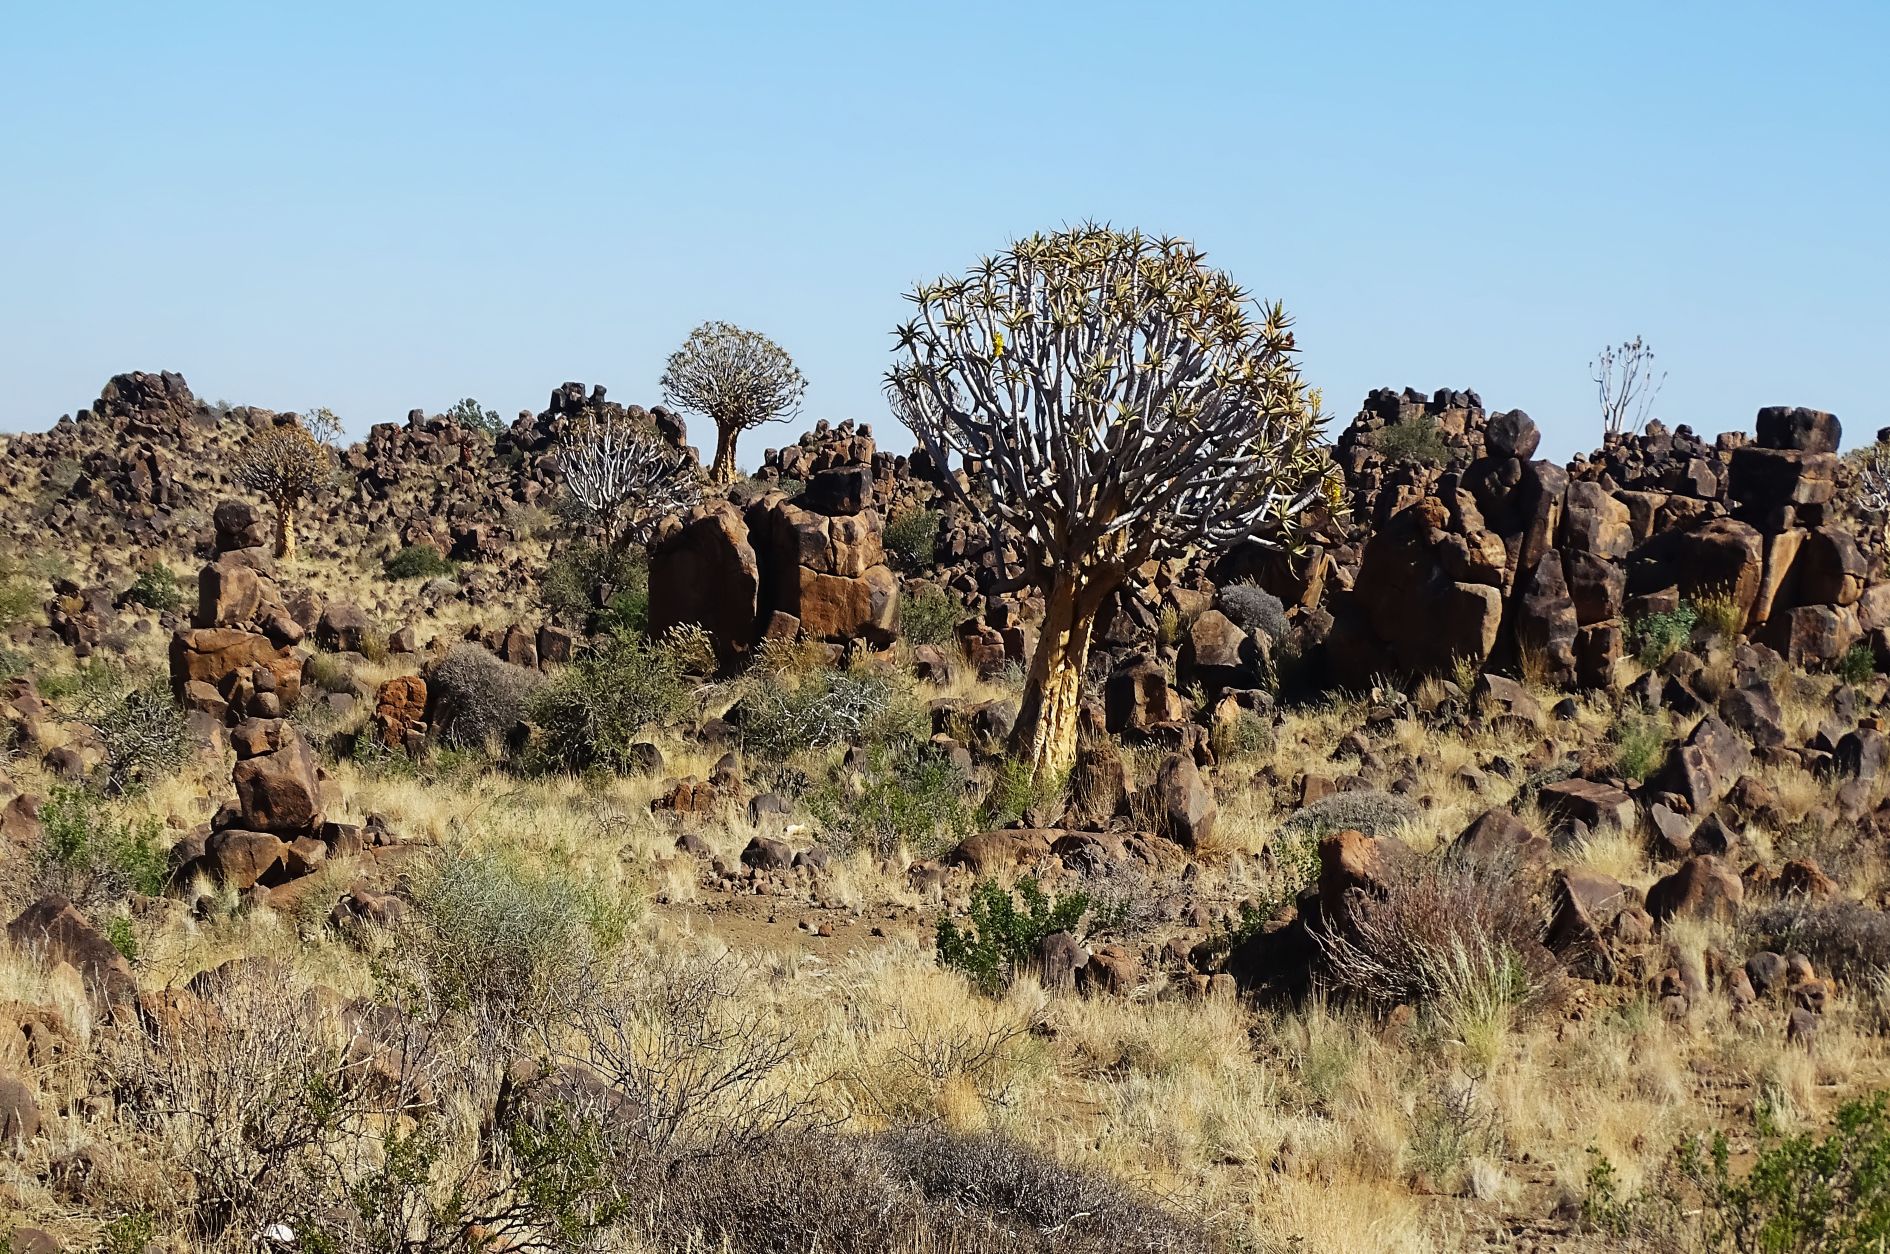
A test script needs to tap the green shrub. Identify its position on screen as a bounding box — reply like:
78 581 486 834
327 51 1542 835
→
1587 1093 1890 1251
978 757 1067 829
443 396 506 437
529 634 696 772
383 545 458 581
736 667 927 761
1610 702 1669 783
899 583 963 647
806 738 975 859
0 560 39 632
34 786 169 903
937 876 1099 994
1373 417 1452 465
1210 710 1273 760
883 507 942 569
407 847 631 1015
124 563 185 612
1628 602 1699 668
37 657 127 707
93 683 193 796
542 542 647 633
1837 642 1878 685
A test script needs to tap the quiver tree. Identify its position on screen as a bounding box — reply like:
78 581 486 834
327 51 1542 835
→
888 225 1329 781
660 321 807 484
1591 335 1666 439
555 408 701 555
232 410 339 561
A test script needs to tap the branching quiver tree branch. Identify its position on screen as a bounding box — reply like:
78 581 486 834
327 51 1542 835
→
232 408 339 561
660 321 807 484
556 409 701 554
1592 335 1666 439
887 224 1330 780
1855 438 1890 551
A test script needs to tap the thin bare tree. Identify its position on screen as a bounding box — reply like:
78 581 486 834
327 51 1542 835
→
1591 335 1666 438
887 224 1330 780
660 321 807 484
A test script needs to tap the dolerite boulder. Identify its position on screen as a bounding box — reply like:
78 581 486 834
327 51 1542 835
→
1177 609 1264 697
1628 518 1765 626
230 718 323 836
1334 496 1504 682
649 504 760 666
1659 714 1753 815
213 498 269 552
316 602 375 653
1152 752 1216 850
6 895 136 1010
747 496 899 645
1755 406 1841 456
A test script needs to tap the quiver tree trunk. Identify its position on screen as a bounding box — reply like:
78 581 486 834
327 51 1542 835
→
1007 573 1112 782
274 502 298 562
710 425 739 485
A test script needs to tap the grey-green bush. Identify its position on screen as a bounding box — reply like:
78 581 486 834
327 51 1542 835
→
1218 581 1289 644
1279 789 1420 839
428 644 545 751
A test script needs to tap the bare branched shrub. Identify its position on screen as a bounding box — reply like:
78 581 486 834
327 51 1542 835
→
1314 859 1562 1019
92 682 192 796
1747 898 1890 985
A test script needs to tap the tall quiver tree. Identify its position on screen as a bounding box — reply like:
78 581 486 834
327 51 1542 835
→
232 409 341 561
888 225 1330 782
660 321 807 485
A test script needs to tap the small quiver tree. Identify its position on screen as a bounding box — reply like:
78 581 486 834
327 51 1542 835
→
888 224 1329 781
555 408 701 555
659 321 807 485
232 409 340 561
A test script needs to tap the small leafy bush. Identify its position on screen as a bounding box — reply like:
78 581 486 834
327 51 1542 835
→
383 545 458 581
542 541 647 633
0 559 38 631
1280 789 1420 839
93 683 193 796
899 582 962 647
124 563 185 612
37 657 127 707
1693 592 1744 644
937 876 1098 994
978 757 1067 829
806 738 975 859
1373 417 1453 465
883 507 942 569
529 633 696 772
1628 602 1699 668
1610 702 1669 783
428 643 546 751
1837 641 1878 685
1219 581 1289 644
33 786 169 903
1586 1093 1890 1252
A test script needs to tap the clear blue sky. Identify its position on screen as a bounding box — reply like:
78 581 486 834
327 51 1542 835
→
4 2 1885 462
